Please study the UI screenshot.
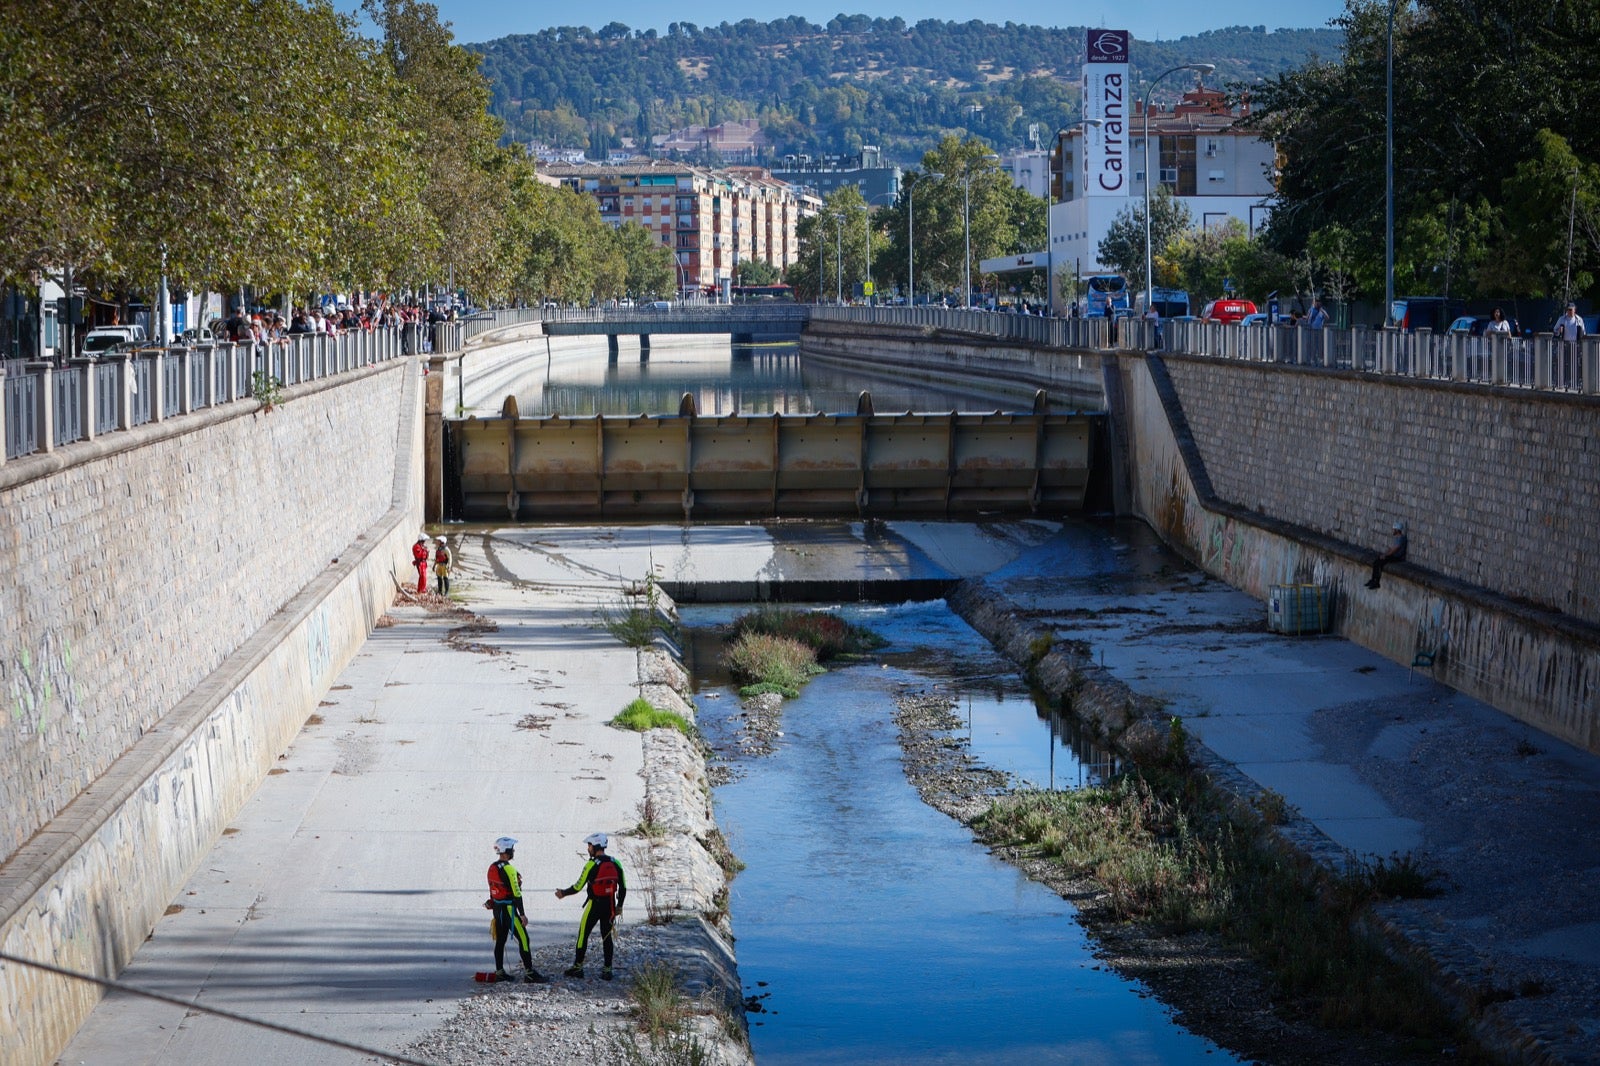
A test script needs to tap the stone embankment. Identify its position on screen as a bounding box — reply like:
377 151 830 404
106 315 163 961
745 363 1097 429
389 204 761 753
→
946 575 1596 1066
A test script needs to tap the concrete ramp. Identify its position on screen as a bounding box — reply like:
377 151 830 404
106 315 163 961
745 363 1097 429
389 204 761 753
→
450 408 1097 520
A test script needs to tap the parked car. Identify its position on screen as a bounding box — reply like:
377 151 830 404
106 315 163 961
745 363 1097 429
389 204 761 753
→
80 325 148 355
1239 313 1295 327
1202 299 1257 324
645 300 673 312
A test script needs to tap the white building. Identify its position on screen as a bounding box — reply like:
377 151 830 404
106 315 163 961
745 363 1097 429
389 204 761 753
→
1043 29 1275 312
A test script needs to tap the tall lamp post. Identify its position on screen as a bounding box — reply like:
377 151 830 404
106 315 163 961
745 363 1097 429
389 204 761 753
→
960 154 1001 309
908 171 942 308
1048 120 1101 314
1142 63 1214 312
833 214 845 305
856 203 873 304
1385 1 1397 327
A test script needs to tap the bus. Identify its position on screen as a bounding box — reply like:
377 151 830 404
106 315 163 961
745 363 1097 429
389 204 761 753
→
1084 275 1130 318
731 284 796 303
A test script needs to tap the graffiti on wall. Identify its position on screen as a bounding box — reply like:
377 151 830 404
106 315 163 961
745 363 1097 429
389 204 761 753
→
6 630 84 737
305 605 333 691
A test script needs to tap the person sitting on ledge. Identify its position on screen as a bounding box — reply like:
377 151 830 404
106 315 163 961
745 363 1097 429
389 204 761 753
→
1366 520 1407 589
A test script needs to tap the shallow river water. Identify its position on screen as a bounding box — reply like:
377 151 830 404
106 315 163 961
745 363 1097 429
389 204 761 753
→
684 601 1238 1066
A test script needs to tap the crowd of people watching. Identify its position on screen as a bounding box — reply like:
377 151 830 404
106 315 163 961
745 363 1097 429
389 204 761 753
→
216 299 459 344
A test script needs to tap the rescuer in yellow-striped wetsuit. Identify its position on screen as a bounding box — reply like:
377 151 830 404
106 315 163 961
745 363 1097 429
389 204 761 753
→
485 837 547 983
554 832 627 980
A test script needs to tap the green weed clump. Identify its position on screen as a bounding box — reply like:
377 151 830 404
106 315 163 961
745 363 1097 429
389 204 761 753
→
975 772 1464 1043
724 632 822 697
729 605 885 661
611 698 694 738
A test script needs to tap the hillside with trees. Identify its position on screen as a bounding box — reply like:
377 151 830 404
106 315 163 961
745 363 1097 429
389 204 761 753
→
469 18 1343 163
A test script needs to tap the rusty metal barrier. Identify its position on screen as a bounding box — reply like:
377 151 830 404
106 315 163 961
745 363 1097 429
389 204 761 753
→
450 396 1097 520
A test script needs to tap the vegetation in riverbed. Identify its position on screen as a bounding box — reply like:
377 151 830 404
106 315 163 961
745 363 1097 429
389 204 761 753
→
597 575 672 648
604 961 746 1065
611 698 694 738
730 605 887 660
724 606 885 697
975 763 1464 1045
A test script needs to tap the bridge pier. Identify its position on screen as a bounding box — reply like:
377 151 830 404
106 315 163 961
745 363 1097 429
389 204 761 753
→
607 335 619 362
639 334 650 362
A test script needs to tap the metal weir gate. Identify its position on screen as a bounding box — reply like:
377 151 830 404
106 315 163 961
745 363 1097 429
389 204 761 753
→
446 394 1097 521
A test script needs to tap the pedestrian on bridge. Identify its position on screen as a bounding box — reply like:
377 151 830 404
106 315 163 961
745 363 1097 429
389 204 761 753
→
411 535 429 594
433 537 453 596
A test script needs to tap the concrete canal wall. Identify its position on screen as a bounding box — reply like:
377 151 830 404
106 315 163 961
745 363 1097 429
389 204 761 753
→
1107 352 1600 755
800 316 1106 409
0 359 424 1065
803 317 1597 752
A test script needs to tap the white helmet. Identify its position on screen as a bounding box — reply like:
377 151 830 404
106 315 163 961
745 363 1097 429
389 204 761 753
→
583 832 608 849
494 836 517 852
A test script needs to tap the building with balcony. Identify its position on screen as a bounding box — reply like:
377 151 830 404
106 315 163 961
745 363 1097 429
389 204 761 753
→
1045 83 1275 308
541 161 807 296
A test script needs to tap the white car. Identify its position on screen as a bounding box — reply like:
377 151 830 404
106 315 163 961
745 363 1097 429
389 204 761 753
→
80 325 148 355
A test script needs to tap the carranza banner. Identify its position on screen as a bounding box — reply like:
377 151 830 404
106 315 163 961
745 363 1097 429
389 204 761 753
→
1082 29 1130 197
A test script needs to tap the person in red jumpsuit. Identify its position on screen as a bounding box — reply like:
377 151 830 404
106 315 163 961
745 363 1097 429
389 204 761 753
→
411 535 429 594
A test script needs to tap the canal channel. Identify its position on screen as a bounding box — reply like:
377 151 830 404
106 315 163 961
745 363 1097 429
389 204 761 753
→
682 601 1237 1065
474 335 1234 1061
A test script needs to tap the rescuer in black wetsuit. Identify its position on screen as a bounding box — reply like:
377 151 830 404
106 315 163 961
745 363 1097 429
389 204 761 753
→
485 837 547 983
555 832 627 980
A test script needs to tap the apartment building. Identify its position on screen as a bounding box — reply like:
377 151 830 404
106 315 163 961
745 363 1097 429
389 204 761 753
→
541 160 806 295
1039 31 1275 310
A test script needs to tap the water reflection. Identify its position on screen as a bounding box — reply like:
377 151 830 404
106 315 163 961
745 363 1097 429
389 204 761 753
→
683 602 1234 1066
495 336 1079 417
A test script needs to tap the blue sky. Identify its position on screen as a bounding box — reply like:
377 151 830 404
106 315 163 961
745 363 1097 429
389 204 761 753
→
424 1 1348 46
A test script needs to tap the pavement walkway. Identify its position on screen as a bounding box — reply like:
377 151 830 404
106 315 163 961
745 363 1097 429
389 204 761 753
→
56 519 1600 1065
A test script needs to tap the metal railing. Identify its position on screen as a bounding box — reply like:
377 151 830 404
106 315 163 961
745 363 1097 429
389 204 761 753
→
2 325 417 464
811 305 1120 350
808 306 1600 396
1162 319 1599 394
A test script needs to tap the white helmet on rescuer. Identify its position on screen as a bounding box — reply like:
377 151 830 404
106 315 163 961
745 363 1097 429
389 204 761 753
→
494 836 518 852
583 832 608 849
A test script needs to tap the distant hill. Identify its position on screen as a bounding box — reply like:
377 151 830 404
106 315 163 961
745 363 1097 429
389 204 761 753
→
469 17 1343 165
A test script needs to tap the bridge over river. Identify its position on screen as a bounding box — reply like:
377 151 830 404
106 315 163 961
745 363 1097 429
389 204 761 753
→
540 303 810 353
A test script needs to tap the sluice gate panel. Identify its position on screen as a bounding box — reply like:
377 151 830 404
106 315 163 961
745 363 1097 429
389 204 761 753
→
449 409 1097 520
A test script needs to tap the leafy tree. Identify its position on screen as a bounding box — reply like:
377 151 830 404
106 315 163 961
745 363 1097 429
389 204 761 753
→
735 259 781 285
1097 187 1193 295
1249 0 1600 304
1491 131 1599 302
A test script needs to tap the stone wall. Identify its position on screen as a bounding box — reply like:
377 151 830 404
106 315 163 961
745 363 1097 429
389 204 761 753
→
0 363 413 858
801 318 1105 409
0 358 423 1066
1111 352 1600 754
1158 355 1600 627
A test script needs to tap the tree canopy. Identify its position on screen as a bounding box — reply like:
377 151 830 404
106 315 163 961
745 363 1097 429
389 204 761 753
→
0 0 671 306
1247 0 1600 304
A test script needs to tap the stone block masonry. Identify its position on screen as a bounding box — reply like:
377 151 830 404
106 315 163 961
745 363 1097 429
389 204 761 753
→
0 357 424 1066
1158 355 1600 628
0 362 411 858
1111 352 1600 754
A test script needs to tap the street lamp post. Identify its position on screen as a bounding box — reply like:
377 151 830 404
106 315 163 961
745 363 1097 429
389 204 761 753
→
857 204 873 304
1142 63 1214 313
1385 0 1396 327
908 171 942 308
962 172 973 309
833 214 844 305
